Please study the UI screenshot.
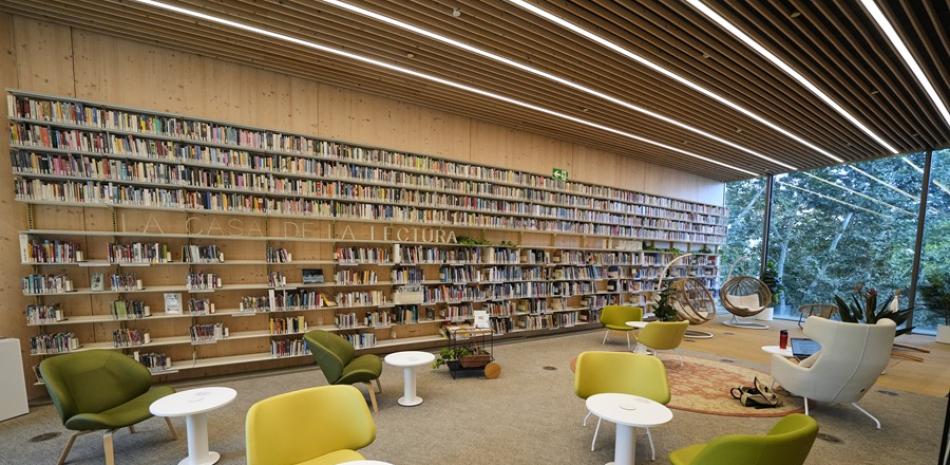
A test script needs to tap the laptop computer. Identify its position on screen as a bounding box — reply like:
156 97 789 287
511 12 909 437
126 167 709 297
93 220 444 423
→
790 338 821 361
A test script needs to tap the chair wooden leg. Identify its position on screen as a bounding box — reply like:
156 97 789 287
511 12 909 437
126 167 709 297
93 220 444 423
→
102 431 115 465
366 382 379 414
128 425 135 434
374 378 382 394
57 431 87 465
164 417 178 440
602 330 609 344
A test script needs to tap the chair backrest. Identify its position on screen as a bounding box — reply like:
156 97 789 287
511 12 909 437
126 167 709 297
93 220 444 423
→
637 321 689 351
574 351 670 404
801 316 896 403
246 385 376 465
39 350 152 424
599 305 642 326
798 304 836 319
304 330 355 384
688 413 818 465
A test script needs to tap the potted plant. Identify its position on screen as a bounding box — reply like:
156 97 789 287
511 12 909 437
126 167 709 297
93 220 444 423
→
757 260 784 321
919 272 950 344
432 346 472 369
833 284 912 326
652 283 679 322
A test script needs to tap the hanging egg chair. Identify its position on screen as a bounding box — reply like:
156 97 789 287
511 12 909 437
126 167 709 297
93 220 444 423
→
656 254 716 339
719 258 772 330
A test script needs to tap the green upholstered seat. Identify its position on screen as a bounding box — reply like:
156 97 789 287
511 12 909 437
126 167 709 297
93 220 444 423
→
669 413 819 465
574 351 670 403
637 321 689 351
600 305 643 331
304 330 383 413
39 349 176 465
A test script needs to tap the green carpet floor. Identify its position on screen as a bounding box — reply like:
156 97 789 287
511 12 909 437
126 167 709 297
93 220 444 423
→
0 330 942 465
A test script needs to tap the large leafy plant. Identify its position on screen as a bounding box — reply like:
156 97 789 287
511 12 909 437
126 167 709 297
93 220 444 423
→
759 260 784 306
919 272 950 327
833 285 911 326
652 283 679 322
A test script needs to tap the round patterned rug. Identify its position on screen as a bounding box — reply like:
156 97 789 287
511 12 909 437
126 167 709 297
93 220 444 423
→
569 354 803 417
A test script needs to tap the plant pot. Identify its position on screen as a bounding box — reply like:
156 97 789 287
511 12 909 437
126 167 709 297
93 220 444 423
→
937 325 950 344
460 354 491 368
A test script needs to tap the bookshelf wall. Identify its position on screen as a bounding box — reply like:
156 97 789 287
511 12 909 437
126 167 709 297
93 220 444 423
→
6 90 724 383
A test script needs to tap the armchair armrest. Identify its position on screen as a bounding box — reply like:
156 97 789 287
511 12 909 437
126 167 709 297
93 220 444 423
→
770 354 814 398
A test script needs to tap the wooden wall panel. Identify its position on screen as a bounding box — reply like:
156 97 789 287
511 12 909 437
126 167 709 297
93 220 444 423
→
3 13 725 399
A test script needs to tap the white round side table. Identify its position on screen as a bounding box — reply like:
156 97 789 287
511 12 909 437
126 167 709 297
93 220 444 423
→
384 351 435 407
761 345 794 358
586 393 673 465
150 387 237 465
624 321 649 329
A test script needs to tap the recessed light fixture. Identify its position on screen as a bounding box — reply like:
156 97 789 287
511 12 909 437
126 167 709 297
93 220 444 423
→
860 0 950 130
685 0 900 154
132 0 759 177
451 8 462 18
319 0 792 170
789 11 801 18
405 52 415 58
506 0 844 164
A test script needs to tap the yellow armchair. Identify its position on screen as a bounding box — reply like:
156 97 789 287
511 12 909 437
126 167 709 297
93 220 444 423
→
599 305 643 349
669 413 818 465
246 385 376 465
574 351 670 458
636 320 689 367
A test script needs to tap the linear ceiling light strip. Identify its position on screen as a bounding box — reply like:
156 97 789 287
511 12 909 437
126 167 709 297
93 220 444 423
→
860 0 950 130
776 181 891 219
320 0 794 171
507 0 846 164
131 0 757 177
800 172 914 215
684 0 899 154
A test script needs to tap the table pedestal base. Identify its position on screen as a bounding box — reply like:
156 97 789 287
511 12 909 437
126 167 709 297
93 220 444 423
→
398 366 423 406
180 413 221 465
606 423 636 465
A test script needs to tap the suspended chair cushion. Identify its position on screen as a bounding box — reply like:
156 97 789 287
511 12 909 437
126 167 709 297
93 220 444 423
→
720 277 772 318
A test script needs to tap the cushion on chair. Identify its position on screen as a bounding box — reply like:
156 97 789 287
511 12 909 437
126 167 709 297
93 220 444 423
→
604 323 634 331
668 443 706 465
64 385 175 430
728 294 761 312
294 449 364 465
336 354 383 385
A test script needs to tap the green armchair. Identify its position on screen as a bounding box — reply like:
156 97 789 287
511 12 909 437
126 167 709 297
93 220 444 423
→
304 330 383 413
39 350 177 465
669 413 818 465
599 305 643 349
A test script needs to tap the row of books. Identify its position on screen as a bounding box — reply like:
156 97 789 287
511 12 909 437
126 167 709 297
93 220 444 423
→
267 272 288 288
109 242 173 264
9 144 726 228
335 269 378 285
343 333 376 349
112 299 151 319
269 316 307 335
185 272 222 290
8 96 726 218
29 332 80 354
190 323 228 343
271 338 309 357
22 274 74 294
112 328 150 347
266 246 292 263
20 238 83 263
182 244 224 263
13 178 721 242
238 290 334 313
189 298 215 315
391 267 424 283
26 304 64 324
110 273 143 291
133 351 173 372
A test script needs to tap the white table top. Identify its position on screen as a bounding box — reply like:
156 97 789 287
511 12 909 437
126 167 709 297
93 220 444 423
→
761 345 794 357
624 321 649 329
384 351 435 368
150 387 237 417
586 393 673 428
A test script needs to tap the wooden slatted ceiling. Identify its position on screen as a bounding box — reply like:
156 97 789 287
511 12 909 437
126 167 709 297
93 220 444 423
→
0 0 946 182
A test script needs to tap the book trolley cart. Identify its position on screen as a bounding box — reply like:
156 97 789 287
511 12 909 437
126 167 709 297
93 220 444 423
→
445 327 499 379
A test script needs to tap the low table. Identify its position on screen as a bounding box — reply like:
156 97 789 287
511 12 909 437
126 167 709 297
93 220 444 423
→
761 345 794 358
150 387 237 465
624 321 649 329
586 393 673 465
384 351 435 407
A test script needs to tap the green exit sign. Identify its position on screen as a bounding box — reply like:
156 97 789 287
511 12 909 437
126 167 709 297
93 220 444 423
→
552 168 569 181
